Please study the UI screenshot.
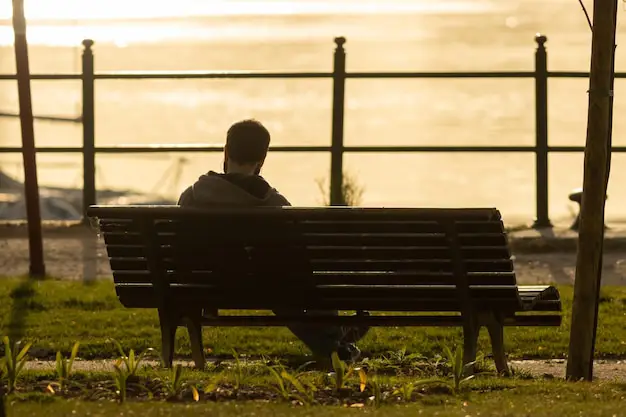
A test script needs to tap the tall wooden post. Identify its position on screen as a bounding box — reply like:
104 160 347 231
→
82 39 96 218
566 0 618 381
533 34 551 228
11 0 46 278
330 37 346 206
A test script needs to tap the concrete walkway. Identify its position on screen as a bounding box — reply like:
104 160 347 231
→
20 358 626 381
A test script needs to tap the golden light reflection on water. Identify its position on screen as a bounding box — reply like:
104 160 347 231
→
0 0 496 46
0 0 488 21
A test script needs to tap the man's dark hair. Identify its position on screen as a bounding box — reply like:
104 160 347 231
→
225 119 271 164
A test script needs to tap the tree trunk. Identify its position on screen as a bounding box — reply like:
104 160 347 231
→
566 0 618 381
12 0 46 278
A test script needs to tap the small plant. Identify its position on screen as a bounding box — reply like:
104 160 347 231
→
266 363 317 405
266 366 290 401
112 339 153 377
108 340 154 403
227 349 258 392
386 347 426 368
316 171 365 206
368 376 384 408
392 378 446 402
164 364 185 399
329 352 348 391
393 381 417 402
1 336 32 394
203 371 224 396
54 342 80 391
329 352 364 392
444 345 475 393
112 362 129 403
163 364 199 401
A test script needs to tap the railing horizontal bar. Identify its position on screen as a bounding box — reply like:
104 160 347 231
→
344 146 536 152
346 71 536 79
0 112 82 123
4 145 626 154
94 71 333 80
3 71 626 81
549 71 626 78
0 74 82 80
549 146 626 152
0 145 330 153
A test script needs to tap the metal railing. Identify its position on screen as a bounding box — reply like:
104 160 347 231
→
1 34 626 227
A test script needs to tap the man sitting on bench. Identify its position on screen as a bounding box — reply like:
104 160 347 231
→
177 119 368 361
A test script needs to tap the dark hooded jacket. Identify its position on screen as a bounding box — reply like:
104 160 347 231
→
177 171 290 207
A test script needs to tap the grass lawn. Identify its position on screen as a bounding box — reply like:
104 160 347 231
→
6 378 626 416
1 277 626 415
0 278 626 360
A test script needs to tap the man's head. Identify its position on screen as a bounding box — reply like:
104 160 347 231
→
223 119 271 175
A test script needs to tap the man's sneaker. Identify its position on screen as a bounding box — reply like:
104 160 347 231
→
341 311 371 344
337 343 361 362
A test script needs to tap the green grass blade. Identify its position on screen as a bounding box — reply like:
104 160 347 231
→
267 367 287 398
68 342 80 376
281 371 307 395
16 342 32 362
330 352 344 389
55 351 64 378
173 364 183 390
112 339 126 359
129 349 136 373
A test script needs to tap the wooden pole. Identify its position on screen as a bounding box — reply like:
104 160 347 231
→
566 0 617 381
11 0 46 278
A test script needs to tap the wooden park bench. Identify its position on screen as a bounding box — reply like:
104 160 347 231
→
88 205 562 375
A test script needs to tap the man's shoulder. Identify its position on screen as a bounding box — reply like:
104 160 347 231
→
177 185 195 206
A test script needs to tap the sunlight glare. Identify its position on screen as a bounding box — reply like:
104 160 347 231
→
0 0 494 21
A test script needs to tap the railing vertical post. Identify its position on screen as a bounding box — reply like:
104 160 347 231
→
533 34 552 228
330 37 346 206
82 39 96 219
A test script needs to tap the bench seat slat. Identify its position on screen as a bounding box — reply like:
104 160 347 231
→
101 230 507 248
194 315 561 327
102 245 510 261
111 270 517 286
103 244 510 260
170 246 510 260
114 287 520 311
99 219 507 236
108 257 515 274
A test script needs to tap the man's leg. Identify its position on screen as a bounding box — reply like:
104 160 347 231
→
273 309 371 361
272 308 344 357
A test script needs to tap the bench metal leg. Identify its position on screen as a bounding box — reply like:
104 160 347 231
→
462 314 480 376
484 312 510 376
184 311 206 370
158 308 178 368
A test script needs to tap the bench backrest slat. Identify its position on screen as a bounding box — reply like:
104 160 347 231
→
89 206 522 312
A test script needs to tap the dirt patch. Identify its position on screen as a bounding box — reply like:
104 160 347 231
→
510 359 626 381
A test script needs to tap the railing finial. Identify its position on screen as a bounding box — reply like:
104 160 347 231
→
535 33 547 47
334 37 346 49
82 39 94 50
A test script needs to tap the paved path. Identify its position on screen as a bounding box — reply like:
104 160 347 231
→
21 358 626 381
